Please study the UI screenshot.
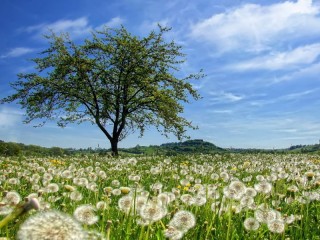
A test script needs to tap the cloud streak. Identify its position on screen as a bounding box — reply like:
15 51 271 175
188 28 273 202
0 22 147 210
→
0 107 23 127
0 47 34 58
229 43 320 71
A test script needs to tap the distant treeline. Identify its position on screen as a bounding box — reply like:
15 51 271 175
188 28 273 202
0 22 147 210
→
1 139 320 157
0 140 107 157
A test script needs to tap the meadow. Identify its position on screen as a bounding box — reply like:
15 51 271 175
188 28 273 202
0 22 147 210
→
0 153 319 239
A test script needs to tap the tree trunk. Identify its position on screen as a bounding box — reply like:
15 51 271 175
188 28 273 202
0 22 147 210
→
110 138 119 157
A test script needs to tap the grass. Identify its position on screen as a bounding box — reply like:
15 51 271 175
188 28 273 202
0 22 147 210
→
0 153 319 239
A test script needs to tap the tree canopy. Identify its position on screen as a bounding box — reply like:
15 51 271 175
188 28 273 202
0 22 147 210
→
1 25 203 156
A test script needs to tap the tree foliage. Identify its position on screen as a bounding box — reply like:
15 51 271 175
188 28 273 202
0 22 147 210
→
1 26 203 155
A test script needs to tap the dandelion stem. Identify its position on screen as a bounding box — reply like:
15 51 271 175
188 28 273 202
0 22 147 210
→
226 201 233 240
0 207 24 229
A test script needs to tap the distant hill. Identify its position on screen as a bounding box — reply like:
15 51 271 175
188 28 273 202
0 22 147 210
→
120 139 225 155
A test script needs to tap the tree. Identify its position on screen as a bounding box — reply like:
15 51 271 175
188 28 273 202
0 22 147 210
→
1 26 203 156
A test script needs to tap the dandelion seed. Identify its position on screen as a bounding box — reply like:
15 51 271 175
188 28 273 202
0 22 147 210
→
164 226 184 240
46 183 59 193
245 187 257 197
157 192 171 206
255 209 277 223
74 204 98 225
193 195 207 206
256 175 265 181
211 202 220 212
244 217 260 231
135 196 148 212
111 189 121 196
267 219 285 233
87 182 98 192
4 191 21 205
240 196 254 207
17 210 87 240
254 182 272 194
0 205 13 216
132 175 141 181
98 170 107 179
136 218 151 226
210 173 219 180
86 230 105 240
78 178 89 187
42 173 53 181
220 172 229 181
180 194 195 205
111 180 120 187
88 173 98 182
61 170 73 179
7 178 20 185
139 203 167 222
118 195 133 214
151 182 163 192
228 181 246 199
70 191 83 201
96 201 107 210
169 210 196 233
180 179 190 186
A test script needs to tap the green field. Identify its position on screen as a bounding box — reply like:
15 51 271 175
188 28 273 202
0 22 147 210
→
0 153 319 239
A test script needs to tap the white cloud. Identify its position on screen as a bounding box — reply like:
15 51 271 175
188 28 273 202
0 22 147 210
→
25 17 92 39
190 0 320 53
271 62 320 83
24 17 131 40
96 17 125 30
211 110 233 114
281 89 317 100
0 47 34 58
229 43 320 71
209 91 244 103
0 108 23 127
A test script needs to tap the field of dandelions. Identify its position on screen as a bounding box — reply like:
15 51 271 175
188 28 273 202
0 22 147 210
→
0 153 319 240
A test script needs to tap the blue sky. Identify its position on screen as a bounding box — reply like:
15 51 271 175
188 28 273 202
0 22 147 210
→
1 0 320 149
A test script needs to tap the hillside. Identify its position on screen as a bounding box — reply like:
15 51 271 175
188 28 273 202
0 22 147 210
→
120 139 226 155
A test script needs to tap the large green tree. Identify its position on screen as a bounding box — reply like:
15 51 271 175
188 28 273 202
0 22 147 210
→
1 26 203 156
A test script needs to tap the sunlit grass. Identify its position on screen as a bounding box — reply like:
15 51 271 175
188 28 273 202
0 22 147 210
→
0 153 319 239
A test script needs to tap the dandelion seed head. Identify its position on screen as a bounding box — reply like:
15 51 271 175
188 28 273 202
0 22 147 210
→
267 219 285 233
74 204 98 225
17 210 87 240
254 182 272 194
244 217 260 231
46 183 59 193
96 201 107 210
164 226 184 240
0 205 13 216
111 189 121 196
70 191 83 201
139 203 167 222
118 195 133 213
169 210 196 233
4 191 21 205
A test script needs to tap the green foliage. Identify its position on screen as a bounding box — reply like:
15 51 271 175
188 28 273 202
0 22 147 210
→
1 25 203 155
0 141 21 156
0 140 68 157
